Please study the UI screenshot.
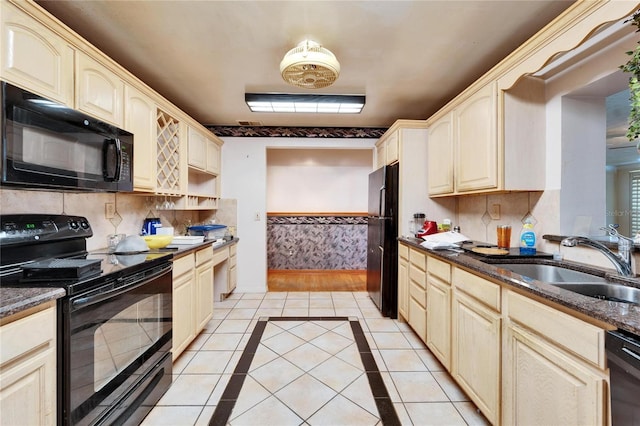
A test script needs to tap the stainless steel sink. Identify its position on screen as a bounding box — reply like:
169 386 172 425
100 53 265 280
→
494 263 607 284
494 263 640 304
551 283 640 304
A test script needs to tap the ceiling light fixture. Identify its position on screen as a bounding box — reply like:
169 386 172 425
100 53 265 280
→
245 93 365 114
280 40 340 89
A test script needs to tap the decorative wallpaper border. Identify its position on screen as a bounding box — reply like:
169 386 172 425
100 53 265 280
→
267 215 368 225
205 126 386 139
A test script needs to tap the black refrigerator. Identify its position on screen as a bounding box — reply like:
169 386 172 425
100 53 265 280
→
366 163 399 319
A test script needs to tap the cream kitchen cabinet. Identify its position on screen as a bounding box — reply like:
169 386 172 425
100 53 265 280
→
408 247 427 342
206 139 221 175
172 253 195 361
454 82 498 192
452 267 501 425
426 112 454 195
427 78 545 196
0 1 74 106
502 290 608 426
426 255 451 370
76 52 124 127
195 247 214 333
397 243 409 321
125 84 157 192
0 304 56 426
187 126 207 171
173 246 216 360
375 130 399 168
228 243 237 294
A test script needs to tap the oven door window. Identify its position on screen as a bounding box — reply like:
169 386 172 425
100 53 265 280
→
93 293 165 391
67 269 172 423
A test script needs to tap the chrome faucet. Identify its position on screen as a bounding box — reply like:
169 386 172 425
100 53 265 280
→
560 226 635 277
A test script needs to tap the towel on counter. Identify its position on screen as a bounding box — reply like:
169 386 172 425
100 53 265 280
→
419 231 470 250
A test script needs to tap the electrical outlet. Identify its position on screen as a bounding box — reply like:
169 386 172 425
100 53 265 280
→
489 204 501 220
105 202 116 219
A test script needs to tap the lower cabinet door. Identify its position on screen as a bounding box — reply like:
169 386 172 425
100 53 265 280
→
172 271 195 361
503 323 606 426
408 293 426 342
426 276 451 370
195 260 214 333
452 290 501 424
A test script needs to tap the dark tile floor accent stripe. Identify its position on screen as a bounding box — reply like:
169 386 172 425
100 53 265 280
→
209 316 400 425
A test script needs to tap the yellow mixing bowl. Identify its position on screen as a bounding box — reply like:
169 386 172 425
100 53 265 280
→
142 235 173 249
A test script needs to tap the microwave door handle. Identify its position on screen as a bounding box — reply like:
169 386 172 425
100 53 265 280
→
103 138 122 181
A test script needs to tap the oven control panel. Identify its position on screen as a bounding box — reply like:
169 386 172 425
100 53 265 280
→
0 214 92 245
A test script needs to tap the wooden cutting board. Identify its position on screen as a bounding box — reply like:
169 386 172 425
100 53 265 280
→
471 247 509 256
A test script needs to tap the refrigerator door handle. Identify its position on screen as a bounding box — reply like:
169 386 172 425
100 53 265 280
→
379 184 386 218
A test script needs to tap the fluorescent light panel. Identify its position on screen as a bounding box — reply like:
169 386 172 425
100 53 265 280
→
245 93 365 114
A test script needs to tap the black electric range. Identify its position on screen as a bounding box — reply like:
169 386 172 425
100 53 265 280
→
0 214 174 425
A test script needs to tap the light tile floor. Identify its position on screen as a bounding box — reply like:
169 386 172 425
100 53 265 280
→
141 291 490 426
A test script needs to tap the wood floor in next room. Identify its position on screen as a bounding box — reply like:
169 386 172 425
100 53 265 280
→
268 270 367 292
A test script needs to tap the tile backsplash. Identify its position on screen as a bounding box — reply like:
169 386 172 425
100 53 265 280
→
0 188 236 251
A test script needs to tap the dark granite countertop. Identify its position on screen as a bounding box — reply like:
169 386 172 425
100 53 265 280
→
399 236 640 336
0 238 239 320
0 287 65 320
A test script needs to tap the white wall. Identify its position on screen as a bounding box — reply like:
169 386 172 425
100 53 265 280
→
266 148 371 212
221 137 376 293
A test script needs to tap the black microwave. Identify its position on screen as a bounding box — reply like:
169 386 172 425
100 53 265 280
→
1 81 133 192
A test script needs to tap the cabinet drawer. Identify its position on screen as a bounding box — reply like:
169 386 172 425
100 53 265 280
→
409 264 426 290
506 291 606 368
428 256 451 282
452 267 500 311
409 281 427 309
212 246 229 266
409 248 426 271
230 244 237 257
195 247 213 266
399 243 409 260
0 306 55 365
173 253 194 277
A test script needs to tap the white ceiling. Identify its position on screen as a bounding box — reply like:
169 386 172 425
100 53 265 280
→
36 0 575 129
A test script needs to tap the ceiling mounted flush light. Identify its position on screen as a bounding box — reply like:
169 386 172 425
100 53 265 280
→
280 40 340 89
245 93 365 114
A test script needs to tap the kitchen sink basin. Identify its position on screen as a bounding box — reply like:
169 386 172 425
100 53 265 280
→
494 263 607 284
550 283 640 304
494 263 640 304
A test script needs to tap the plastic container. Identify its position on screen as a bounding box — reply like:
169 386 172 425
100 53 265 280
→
188 224 227 240
519 219 537 255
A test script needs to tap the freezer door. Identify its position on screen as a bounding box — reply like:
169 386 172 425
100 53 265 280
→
366 217 383 309
368 166 386 217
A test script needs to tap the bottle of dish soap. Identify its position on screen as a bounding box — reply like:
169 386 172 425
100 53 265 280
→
519 219 537 255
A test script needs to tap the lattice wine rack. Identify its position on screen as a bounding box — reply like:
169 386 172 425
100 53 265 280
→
156 110 181 194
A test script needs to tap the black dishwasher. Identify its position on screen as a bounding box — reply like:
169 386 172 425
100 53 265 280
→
606 330 640 425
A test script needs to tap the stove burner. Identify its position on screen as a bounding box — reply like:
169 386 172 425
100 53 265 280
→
21 258 102 281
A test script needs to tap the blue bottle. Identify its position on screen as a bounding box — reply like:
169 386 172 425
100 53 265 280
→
519 219 537 255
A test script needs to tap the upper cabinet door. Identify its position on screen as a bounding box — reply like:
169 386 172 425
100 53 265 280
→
454 82 498 192
206 139 221 175
427 112 454 195
76 52 124 127
187 126 207 171
0 2 74 105
125 84 157 192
